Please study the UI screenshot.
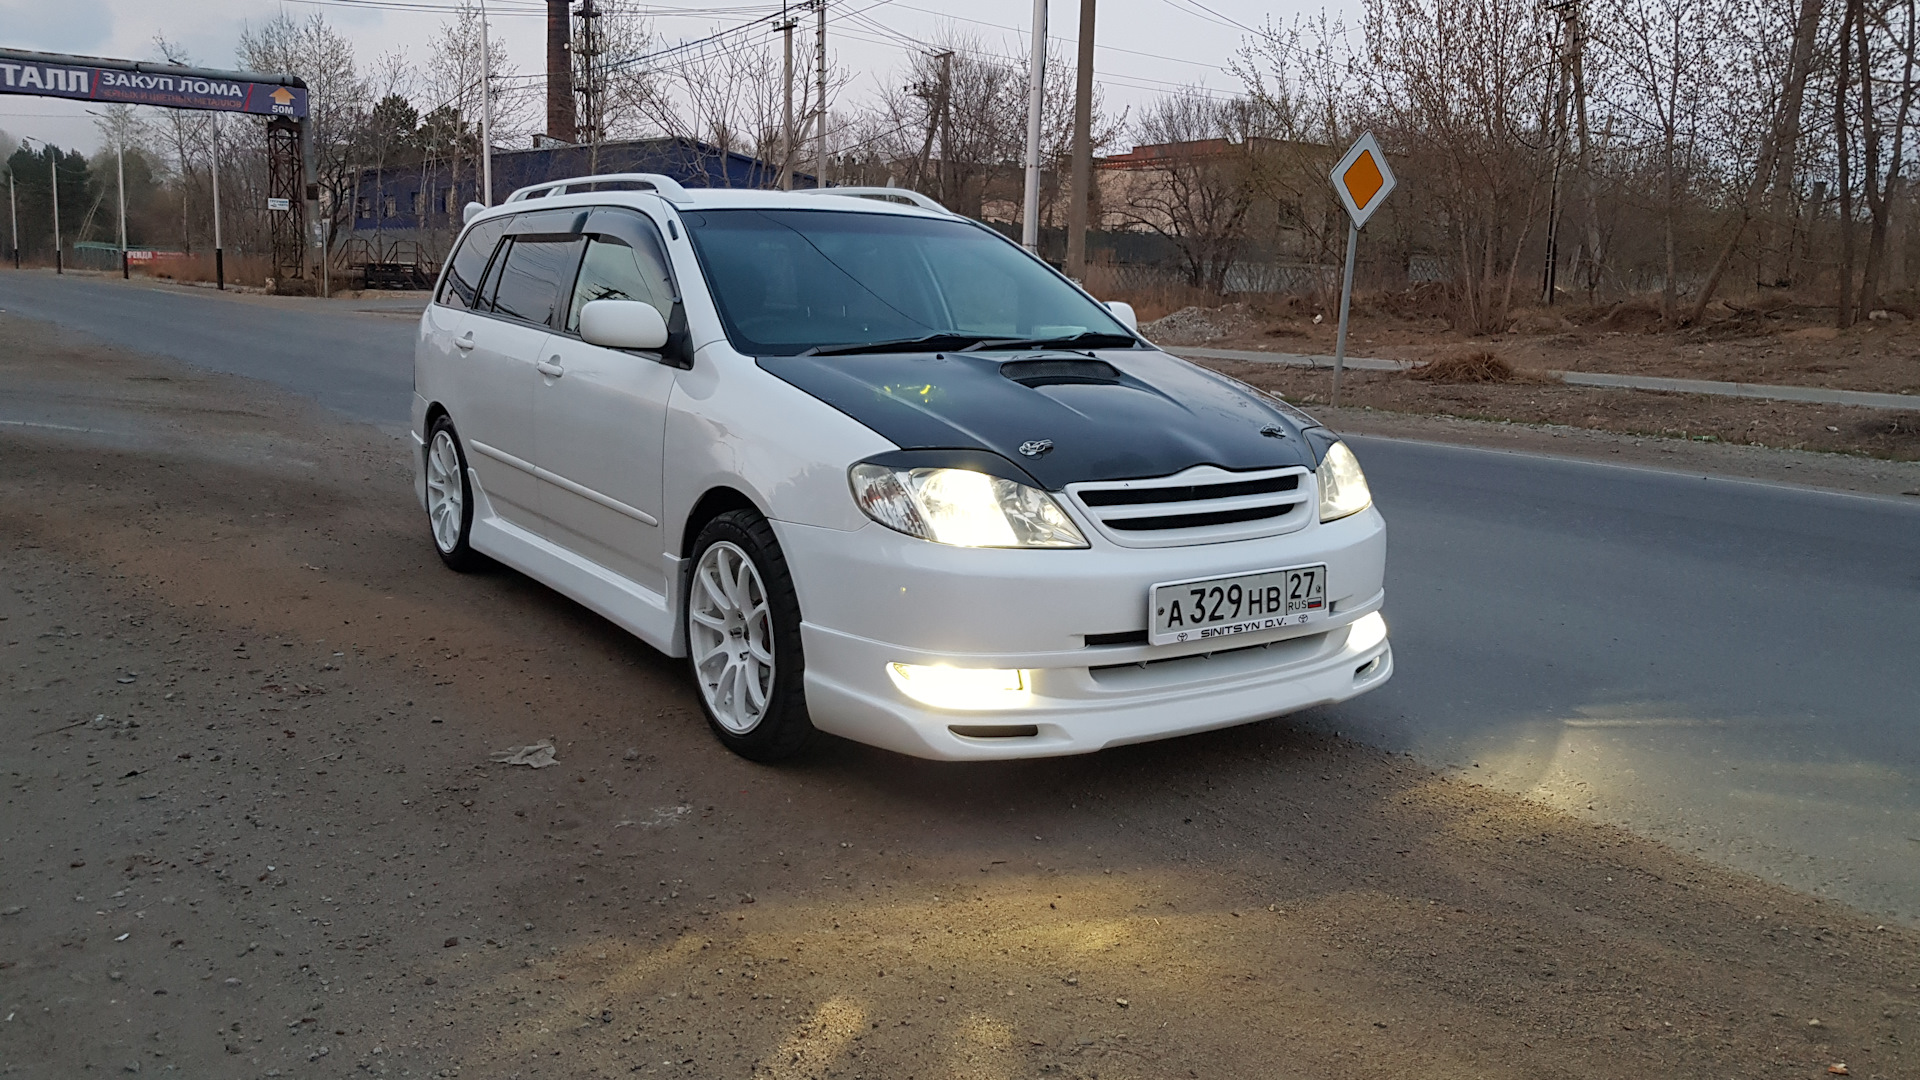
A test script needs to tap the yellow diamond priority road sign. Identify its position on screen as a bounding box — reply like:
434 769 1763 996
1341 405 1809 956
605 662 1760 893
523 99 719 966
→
1330 131 1395 229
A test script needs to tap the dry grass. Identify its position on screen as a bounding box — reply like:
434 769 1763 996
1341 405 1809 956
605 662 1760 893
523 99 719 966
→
1080 265 1219 322
1407 350 1529 384
146 252 276 289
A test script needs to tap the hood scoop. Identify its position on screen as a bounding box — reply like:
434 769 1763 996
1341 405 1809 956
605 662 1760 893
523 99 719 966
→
999 357 1122 387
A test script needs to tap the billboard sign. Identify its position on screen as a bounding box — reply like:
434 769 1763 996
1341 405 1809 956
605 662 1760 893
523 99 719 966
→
0 53 307 117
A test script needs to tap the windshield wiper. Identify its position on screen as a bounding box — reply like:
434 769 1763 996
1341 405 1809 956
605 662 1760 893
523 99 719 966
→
799 333 996 357
958 331 1140 352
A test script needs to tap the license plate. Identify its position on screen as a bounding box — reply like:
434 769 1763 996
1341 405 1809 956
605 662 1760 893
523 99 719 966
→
1149 564 1327 646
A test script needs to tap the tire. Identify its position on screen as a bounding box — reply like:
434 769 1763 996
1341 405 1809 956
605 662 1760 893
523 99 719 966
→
684 509 814 761
425 416 485 572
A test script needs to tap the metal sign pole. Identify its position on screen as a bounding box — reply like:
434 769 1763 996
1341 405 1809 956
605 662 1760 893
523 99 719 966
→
1331 219 1358 407
1325 131 1396 410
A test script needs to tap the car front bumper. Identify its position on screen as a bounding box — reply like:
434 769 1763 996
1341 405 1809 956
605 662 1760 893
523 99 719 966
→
777 508 1391 760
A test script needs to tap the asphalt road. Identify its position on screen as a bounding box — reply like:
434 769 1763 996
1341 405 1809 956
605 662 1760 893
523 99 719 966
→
5 269 1918 925
0 271 417 428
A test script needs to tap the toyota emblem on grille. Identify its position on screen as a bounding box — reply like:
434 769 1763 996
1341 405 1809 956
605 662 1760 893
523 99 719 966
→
1019 439 1054 457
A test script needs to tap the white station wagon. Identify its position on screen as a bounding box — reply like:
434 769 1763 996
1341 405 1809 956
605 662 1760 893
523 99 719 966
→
413 173 1391 761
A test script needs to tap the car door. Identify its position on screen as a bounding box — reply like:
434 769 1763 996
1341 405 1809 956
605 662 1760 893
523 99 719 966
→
533 206 682 596
462 224 585 530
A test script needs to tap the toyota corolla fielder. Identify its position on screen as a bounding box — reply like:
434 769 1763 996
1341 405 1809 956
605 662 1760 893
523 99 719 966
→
413 173 1391 762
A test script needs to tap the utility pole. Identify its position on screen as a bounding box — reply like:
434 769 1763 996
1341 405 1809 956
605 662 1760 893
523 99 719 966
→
813 0 828 188
1021 0 1049 251
211 123 225 290
1570 0 1602 300
910 51 952 196
1065 0 1095 279
778 7 797 189
1540 0 1575 305
481 0 495 206
8 168 17 269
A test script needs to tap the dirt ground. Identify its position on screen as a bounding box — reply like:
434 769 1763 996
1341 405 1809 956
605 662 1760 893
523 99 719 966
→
5 313 1920 1080
1199 358 1920 465
1141 294 1920 397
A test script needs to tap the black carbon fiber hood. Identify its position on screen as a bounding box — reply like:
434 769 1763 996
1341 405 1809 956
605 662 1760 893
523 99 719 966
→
757 347 1321 489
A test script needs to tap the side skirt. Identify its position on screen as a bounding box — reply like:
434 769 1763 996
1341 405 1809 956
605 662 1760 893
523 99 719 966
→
466 469 686 658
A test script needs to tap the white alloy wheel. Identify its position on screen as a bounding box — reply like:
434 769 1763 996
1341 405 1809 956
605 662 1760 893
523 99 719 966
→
426 428 466 554
688 540 775 734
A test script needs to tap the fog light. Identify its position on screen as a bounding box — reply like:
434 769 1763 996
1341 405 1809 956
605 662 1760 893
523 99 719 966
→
1345 612 1387 653
888 663 1029 710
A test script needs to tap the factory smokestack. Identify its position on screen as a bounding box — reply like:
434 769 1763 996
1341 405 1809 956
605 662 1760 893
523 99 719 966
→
546 0 577 143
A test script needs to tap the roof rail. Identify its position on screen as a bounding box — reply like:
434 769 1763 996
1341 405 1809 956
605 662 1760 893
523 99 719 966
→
797 187 953 214
504 173 691 204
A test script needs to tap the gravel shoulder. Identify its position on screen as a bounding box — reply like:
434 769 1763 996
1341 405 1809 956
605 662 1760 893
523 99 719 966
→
4 313 1920 1079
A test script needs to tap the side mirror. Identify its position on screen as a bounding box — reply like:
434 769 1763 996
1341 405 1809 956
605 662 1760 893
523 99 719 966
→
1105 300 1139 332
462 201 487 225
580 299 670 351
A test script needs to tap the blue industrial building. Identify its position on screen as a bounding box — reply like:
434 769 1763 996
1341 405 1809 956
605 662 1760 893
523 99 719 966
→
344 137 814 277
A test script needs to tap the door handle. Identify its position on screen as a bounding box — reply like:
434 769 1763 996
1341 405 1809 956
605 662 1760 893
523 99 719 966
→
454 332 475 351
536 359 565 378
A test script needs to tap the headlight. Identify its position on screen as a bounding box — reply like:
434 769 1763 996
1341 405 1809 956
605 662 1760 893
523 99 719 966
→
1317 440 1372 522
849 464 1088 548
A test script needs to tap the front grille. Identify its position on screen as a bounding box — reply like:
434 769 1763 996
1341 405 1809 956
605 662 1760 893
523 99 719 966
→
1067 465 1312 547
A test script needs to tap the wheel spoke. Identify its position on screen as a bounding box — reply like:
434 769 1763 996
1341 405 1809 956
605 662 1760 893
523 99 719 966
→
697 565 731 611
716 659 741 716
688 607 727 632
742 656 769 711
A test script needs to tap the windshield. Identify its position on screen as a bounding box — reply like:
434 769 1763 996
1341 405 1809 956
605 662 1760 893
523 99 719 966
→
680 208 1134 356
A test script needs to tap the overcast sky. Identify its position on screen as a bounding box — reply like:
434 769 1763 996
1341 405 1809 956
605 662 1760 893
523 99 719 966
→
0 0 1356 156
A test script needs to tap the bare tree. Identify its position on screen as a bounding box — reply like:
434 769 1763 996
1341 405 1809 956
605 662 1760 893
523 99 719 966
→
1237 14 1360 311
1107 90 1265 293
631 22 845 185
1361 0 1558 333
1852 0 1918 310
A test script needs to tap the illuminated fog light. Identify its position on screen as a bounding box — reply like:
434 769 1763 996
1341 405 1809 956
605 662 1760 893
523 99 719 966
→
887 663 1029 710
1345 611 1388 653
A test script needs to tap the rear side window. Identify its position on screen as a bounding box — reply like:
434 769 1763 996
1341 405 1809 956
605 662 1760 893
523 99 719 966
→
439 217 509 309
488 236 585 328
566 234 675 333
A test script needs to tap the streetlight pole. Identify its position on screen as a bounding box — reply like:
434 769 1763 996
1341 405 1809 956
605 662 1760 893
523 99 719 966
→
48 144 61 274
480 0 494 205
116 134 127 278
211 124 225 290
8 169 17 270
1021 0 1049 251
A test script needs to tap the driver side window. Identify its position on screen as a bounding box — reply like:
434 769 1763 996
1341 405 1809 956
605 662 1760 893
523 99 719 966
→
566 232 675 335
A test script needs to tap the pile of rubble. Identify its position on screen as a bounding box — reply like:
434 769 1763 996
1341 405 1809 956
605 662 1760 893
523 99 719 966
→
1138 303 1256 345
